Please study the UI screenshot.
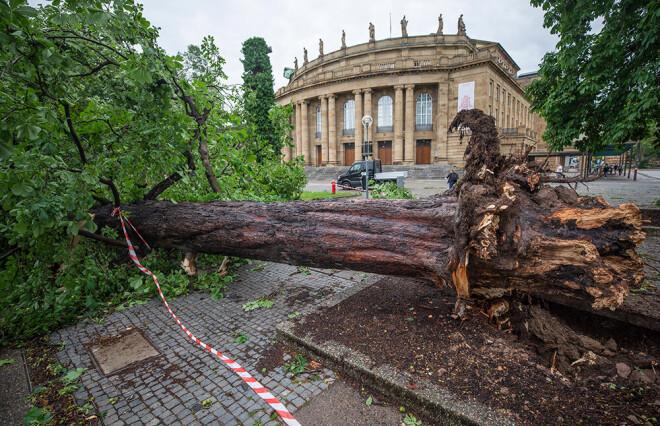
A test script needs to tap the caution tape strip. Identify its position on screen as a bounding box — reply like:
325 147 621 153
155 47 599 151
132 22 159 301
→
336 183 366 192
111 208 300 426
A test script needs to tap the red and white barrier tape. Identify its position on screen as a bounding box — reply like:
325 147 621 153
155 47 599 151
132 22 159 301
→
111 208 300 426
336 183 366 192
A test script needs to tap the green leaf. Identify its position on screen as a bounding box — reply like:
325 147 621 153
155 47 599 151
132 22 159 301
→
83 220 98 233
15 5 38 17
25 124 41 140
67 221 80 236
14 220 28 235
61 367 86 383
129 277 143 289
0 359 15 367
23 407 53 425
10 181 32 196
365 396 372 406
233 332 248 344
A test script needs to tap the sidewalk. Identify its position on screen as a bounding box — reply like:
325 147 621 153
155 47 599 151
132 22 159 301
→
45 264 403 425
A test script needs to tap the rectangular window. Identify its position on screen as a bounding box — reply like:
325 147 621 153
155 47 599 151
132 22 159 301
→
344 100 355 131
488 105 492 116
489 81 493 97
496 85 500 101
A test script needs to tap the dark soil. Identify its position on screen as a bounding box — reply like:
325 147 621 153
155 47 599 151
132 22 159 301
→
25 338 100 425
25 338 60 387
256 342 290 372
294 277 660 425
641 209 660 227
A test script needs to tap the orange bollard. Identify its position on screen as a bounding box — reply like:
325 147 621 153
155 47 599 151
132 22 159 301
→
331 180 336 194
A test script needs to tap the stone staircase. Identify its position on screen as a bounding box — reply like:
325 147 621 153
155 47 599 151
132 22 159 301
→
304 164 461 181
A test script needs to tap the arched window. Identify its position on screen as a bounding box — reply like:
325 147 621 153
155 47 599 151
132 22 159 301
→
343 100 355 134
377 96 393 132
316 105 322 137
416 93 432 130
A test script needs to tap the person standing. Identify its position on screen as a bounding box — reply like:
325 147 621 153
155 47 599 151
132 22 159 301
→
446 169 459 189
556 163 563 178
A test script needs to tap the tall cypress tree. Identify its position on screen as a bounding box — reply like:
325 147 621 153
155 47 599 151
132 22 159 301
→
241 37 278 157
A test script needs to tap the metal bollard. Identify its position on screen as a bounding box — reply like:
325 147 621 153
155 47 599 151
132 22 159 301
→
634 168 637 181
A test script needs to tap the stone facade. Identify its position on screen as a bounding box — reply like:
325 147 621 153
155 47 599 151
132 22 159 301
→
276 25 546 167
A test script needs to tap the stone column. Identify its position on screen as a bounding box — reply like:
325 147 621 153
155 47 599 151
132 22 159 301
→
328 94 337 165
295 102 302 158
353 89 363 161
435 81 449 161
301 100 310 165
404 84 415 164
363 89 374 159
393 85 404 164
320 95 328 166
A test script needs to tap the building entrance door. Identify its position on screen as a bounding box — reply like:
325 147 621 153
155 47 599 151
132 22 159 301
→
416 140 431 164
316 145 322 166
378 141 392 165
344 143 355 165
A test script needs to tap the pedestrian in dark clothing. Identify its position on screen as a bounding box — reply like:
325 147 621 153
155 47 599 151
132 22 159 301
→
446 169 459 189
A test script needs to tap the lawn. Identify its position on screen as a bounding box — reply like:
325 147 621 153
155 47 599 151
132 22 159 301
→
299 191 356 200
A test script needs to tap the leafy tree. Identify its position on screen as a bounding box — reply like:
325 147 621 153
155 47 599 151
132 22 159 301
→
528 0 660 152
0 0 304 341
240 37 278 157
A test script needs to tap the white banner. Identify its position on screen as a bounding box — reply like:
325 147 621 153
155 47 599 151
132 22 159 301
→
457 81 475 112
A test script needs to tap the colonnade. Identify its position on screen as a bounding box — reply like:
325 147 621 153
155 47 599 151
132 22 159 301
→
284 83 450 166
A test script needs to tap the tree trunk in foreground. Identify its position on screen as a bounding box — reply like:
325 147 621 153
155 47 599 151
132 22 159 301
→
91 110 646 312
92 192 644 311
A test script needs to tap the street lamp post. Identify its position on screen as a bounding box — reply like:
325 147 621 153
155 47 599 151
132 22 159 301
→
362 115 373 199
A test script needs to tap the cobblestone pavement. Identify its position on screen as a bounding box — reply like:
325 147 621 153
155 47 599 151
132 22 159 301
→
50 263 373 425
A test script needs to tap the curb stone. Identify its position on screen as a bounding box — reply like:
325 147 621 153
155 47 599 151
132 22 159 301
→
275 275 515 426
643 226 659 236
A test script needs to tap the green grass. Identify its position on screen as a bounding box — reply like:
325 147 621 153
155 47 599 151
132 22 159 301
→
299 191 355 200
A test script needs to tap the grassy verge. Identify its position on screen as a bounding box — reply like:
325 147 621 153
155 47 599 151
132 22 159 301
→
299 191 356 200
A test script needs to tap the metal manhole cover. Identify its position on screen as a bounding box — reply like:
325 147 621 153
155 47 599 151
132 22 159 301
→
88 329 161 376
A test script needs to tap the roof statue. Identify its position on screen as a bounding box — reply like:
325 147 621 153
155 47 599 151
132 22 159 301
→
341 30 346 49
437 14 443 35
303 47 308 65
401 15 408 37
369 22 375 42
294 57 298 71
319 38 323 56
458 14 466 36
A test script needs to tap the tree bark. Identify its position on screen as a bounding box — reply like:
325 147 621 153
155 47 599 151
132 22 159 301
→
92 197 457 282
91 190 644 311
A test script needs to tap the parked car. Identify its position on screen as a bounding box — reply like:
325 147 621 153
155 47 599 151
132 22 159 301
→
337 160 407 189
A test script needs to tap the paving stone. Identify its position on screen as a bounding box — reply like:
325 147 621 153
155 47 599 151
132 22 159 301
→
50 262 367 424
104 413 119 424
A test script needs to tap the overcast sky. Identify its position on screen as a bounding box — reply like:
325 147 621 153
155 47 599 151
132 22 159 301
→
139 1 559 89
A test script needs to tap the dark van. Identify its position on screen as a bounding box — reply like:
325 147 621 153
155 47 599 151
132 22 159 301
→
337 160 382 189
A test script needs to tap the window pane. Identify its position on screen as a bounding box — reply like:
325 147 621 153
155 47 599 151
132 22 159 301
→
377 96 393 127
316 105 322 133
344 100 355 130
416 93 432 125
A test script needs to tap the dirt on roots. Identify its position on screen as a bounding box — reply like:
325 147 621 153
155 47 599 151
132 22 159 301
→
293 276 660 425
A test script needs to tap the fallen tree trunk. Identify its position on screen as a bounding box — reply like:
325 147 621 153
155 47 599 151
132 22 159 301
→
92 191 644 311
93 197 457 282
91 110 645 311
